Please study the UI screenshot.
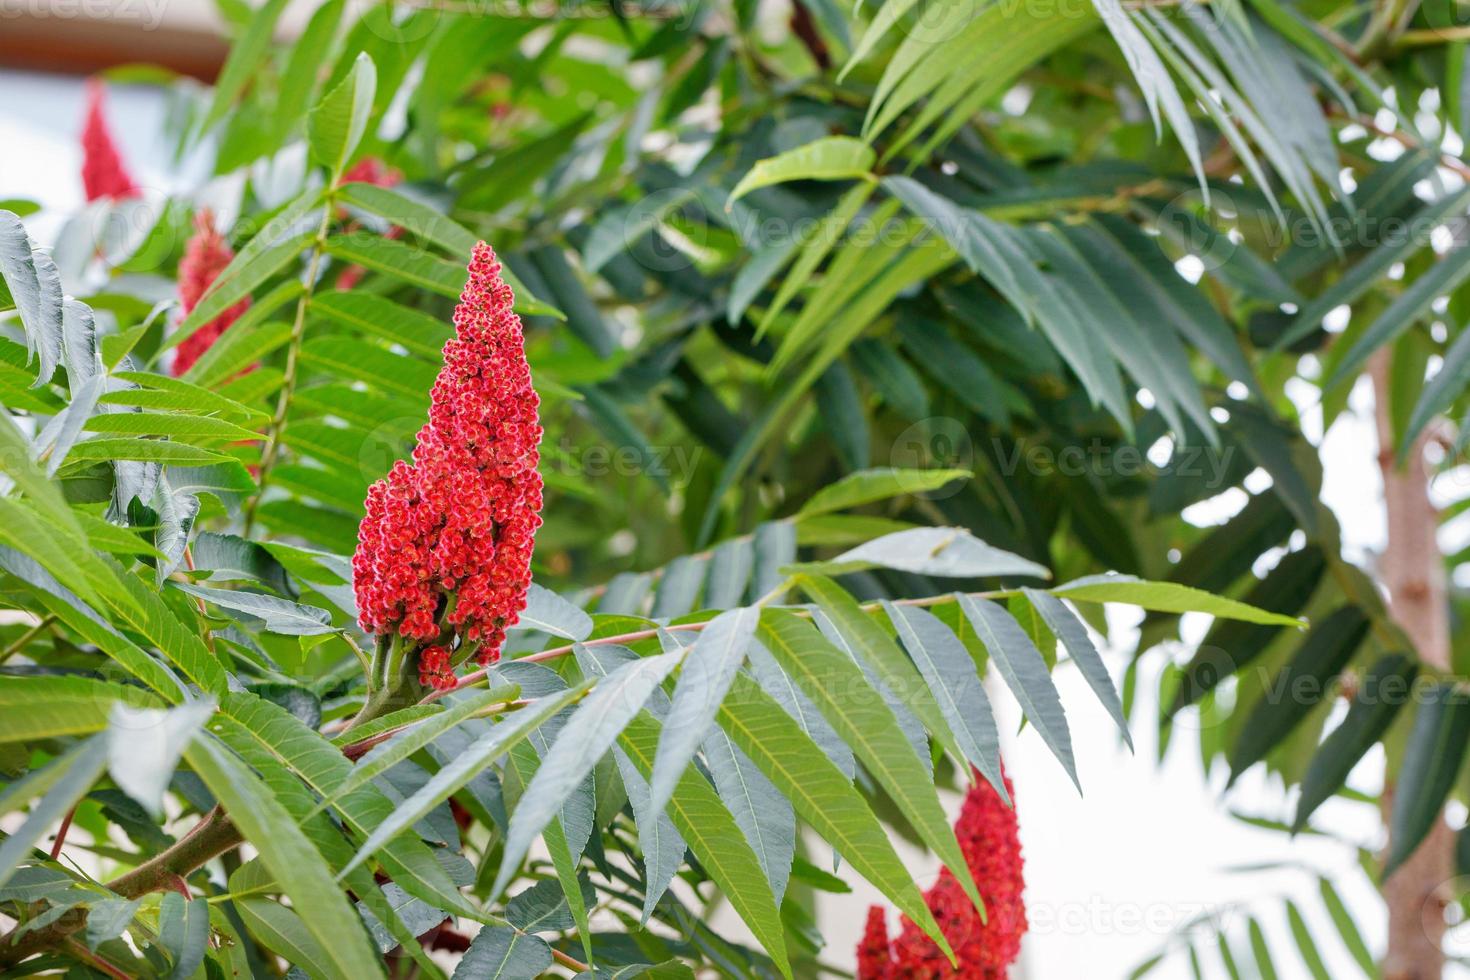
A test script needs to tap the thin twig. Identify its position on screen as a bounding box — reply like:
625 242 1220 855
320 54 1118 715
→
49 806 77 860
62 939 130 980
339 697 527 759
0 615 56 664
342 632 373 681
181 546 215 654
1398 25 1470 45
550 946 590 973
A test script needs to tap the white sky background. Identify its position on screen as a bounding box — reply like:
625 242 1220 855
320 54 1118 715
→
3 67 1468 978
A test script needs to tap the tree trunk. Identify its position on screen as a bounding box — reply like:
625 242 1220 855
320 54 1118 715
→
1372 351 1452 980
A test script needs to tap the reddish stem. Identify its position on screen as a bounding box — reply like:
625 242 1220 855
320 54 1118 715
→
49 806 76 860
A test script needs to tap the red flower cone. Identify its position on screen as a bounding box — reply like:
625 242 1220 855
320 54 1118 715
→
859 770 1027 979
353 242 543 688
173 211 250 377
81 79 140 202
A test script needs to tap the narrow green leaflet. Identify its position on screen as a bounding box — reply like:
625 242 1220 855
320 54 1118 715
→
884 177 1037 321
1279 186 1470 352
84 897 141 951
64 437 230 466
106 566 229 697
701 730 789 905
299 335 437 400
958 595 1079 791
170 232 313 347
310 53 377 177
796 467 971 517
215 695 480 920
757 607 982 931
338 182 475 253
274 0 343 138
309 291 452 358
615 740 688 922
84 412 259 442
650 555 705 619
184 735 386 980
35 374 104 477
840 0 921 77
0 499 102 612
505 740 595 965
704 537 755 609
716 673 950 949
746 638 855 778
343 681 590 877
649 607 758 818
1402 324 1470 457
884 178 1132 427
882 601 1007 798
451 925 552 979
1329 242 1470 389
618 711 793 979
340 685 519 795
758 181 874 337
1250 918 1280 980
0 678 163 746
323 234 464 297
749 520 796 601
0 413 87 544
1092 0 1205 189
1023 589 1131 748
492 653 681 898
800 526 1048 579
727 137 874 205
0 211 63 385
1227 606 1368 783
0 736 108 890
1386 683 1470 874
1318 876 1375 974
171 582 334 636
513 582 594 640
1052 574 1305 626
106 700 215 819
203 0 290 129
799 574 958 762
1285 900 1331 980
184 311 295 387
107 371 270 423
236 897 341 975
158 890 210 980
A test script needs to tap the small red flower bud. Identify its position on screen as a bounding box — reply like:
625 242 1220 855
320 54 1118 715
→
417 645 456 690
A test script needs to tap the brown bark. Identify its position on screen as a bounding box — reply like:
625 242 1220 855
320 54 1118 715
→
1372 351 1453 979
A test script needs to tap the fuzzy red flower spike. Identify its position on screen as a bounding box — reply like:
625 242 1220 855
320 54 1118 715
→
858 769 1027 978
353 242 543 688
173 210 250 377
81 79 141 202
